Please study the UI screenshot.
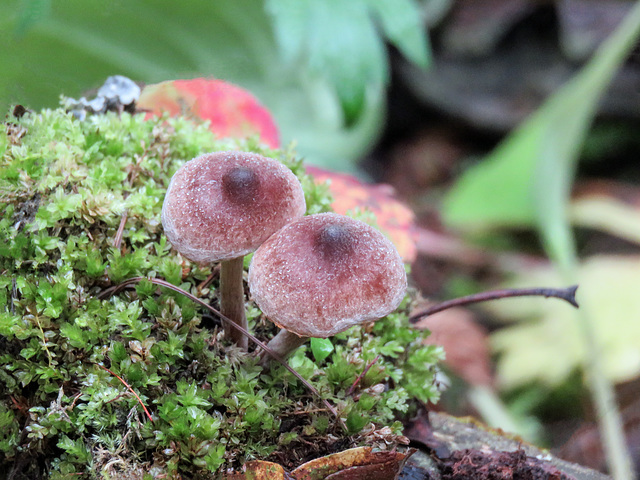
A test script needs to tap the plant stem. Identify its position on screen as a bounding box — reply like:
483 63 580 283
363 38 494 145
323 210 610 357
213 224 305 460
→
260 329 308 367
220 256 248 350
409 285 579 323
579 307 634 480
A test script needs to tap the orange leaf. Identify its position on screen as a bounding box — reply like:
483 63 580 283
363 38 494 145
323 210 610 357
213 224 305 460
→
226 460 287 480
306 166 418 262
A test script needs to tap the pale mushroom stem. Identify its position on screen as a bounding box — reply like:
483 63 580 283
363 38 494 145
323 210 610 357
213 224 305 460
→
260 328 309 366
220 256 248 350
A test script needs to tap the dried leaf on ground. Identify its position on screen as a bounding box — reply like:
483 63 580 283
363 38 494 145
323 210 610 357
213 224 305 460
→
227 447 412 480
414 307 493 387
291 446 413 480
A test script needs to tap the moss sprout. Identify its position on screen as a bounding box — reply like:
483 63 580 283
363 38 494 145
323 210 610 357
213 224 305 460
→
0 106 443 478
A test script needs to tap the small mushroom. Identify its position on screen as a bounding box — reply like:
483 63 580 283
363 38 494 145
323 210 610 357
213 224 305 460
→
248 212 407 362
162 151 306 349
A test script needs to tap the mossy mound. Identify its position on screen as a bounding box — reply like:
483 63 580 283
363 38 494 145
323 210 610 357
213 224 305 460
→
0 107 443 479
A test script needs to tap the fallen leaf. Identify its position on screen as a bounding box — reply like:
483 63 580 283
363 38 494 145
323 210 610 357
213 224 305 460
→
487 256 640 388
306 166 418 262
226 460 288 480
291 446 412 480
414 307 493 387
138 78 280 148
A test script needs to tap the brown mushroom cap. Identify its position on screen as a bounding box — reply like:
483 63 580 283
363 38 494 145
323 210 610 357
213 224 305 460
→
162 151 306 263
248 213 407 338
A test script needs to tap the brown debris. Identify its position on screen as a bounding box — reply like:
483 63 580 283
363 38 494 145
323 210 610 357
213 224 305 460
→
437 448 576 480
228 447 413 480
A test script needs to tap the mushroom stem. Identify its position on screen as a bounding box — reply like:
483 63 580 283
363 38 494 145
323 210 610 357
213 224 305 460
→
220 256 248 350
260 328 309 366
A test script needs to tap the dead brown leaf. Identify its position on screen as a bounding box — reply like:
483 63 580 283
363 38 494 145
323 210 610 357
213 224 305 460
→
414 306 494 387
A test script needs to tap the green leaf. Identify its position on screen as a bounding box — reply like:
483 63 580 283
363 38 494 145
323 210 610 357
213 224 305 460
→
443 3 640 268
265 0 431 124
267 0 387 124
534 5 640 268
109 342 128 364
15 0 51 36
364 0 430 68
59 323 86 349
264 0 310 63
346 409 369 434
0 0 398 170
57 435 91 463
310 337 334 363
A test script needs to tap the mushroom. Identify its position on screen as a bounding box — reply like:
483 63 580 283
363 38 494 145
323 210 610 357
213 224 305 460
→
162 151 306 349
248 212 407 362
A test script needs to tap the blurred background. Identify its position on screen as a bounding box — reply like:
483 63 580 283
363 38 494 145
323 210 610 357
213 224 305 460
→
2 0 640 475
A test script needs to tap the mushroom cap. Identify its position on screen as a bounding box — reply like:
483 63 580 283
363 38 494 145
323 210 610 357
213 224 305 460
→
248 213 407 338
162 151 306 263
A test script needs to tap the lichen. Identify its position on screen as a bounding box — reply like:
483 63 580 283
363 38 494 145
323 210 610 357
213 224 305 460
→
0 106 443 478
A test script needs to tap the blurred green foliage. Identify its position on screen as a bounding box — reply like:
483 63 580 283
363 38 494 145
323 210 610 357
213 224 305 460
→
443 2 640 269
0 0 431 172
442 7 640 476
442 0 640 385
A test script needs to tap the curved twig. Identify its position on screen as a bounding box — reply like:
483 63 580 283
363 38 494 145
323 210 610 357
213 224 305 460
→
409 285 579 324
98 276 347 433
98 364 154 423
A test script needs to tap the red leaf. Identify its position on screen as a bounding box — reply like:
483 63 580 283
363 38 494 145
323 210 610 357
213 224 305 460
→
138 78 280 148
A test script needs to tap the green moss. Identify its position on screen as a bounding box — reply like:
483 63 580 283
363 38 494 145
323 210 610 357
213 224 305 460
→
0 107 443 478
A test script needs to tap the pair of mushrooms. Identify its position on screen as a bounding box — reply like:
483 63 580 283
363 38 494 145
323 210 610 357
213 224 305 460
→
161 151 407 361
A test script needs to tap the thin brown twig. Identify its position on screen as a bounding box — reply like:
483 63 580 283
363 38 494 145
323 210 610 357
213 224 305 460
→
286 408 334 415
98 276 348 433
346 354 381 397
97 364 154 423
409 285 579 324
69 392 83 410
113 211 128 249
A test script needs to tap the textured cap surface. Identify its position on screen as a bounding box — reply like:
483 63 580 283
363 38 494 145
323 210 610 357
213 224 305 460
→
162 151 306 263
248 213 407 337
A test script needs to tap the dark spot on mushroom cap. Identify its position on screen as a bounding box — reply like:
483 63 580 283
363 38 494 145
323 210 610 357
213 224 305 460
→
161 151 306 263
314 223 354 261
248 212 407 338
222 166 260 205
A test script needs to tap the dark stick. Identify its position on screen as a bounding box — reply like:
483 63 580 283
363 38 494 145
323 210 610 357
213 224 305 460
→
409 285 579 324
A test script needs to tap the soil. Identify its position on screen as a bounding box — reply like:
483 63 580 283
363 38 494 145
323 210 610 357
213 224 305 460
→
399 412 611 480
436 449 573 480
